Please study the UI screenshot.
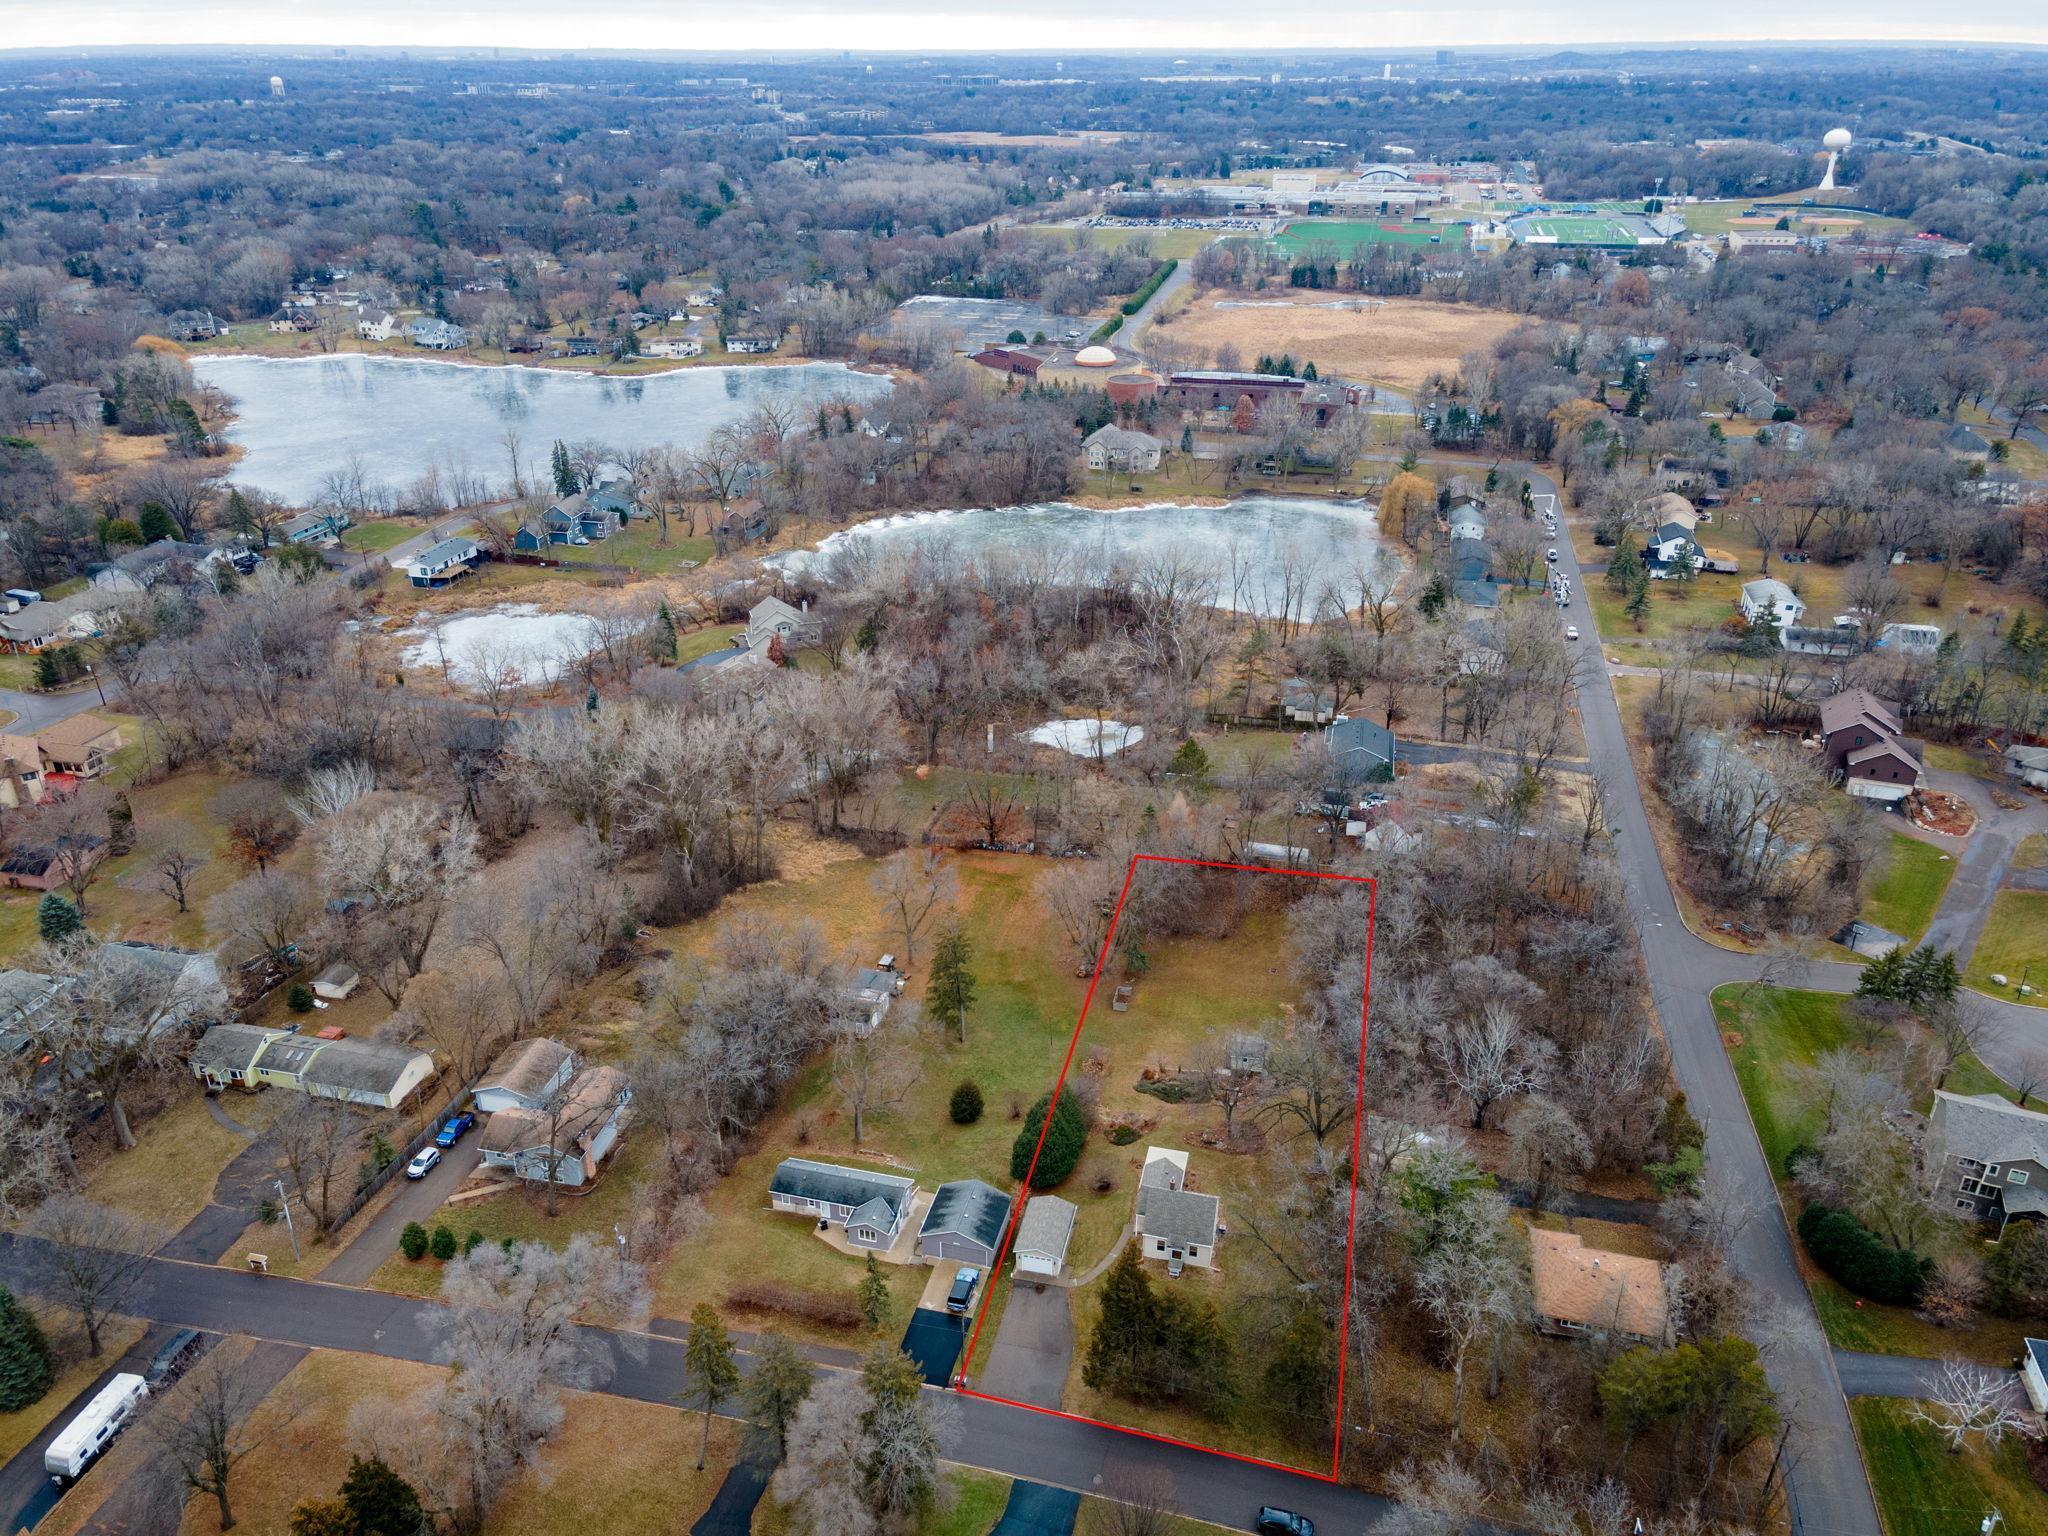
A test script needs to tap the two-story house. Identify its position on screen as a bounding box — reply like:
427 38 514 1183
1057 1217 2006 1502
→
1739 578 1805 629
1927 1089 2048 1233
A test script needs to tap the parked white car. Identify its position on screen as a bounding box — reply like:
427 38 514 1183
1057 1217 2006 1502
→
406 1147 441 1180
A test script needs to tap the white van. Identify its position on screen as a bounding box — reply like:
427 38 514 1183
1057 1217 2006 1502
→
45 1373 148 1482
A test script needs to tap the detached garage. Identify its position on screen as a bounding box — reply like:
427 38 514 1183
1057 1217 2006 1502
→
916 1179 1013 1268
1012 1195 1077 1279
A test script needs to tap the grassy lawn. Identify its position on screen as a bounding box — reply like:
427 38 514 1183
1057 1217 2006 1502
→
1965 890 2048 1007
551 520 713 575
1920 741 2002 781
1586 570 1743 642
1860 832 1955 944
2014 835 2048 871
0 1316 146 1466
1958 403 2048 479
158 1347 740 1536
1849 1397 2048 1536
678 623 744 664
338 519 419 553
754 1465 1012 1536
83 1091 254 1232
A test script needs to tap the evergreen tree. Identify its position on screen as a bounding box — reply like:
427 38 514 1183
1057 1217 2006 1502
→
1625 572 1652 629
550 440 575 497
1010 1087 1087 1188
0 1285 54 1412
679 1302 740 1470
927 923 977 1045
739 1330 815 1464
652 602 679 662
33 648 60 690
858 1253 890 1331
1417 573 1449 620
1083 1243 1157 1397
138 503 176 543
948 1079 984 1125
1167 738 1212 786
36 892 81 943
1856 946 1908 1000
1263 1308 1335 1437
337 1454 423 1536
1605 535 1642 594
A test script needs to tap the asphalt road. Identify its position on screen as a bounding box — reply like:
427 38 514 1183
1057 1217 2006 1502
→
1533 471 1886 1536
0 685 111 735
0 1240 1396 1533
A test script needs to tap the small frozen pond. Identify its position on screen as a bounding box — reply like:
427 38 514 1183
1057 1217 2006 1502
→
788 496 1394 620
1028 719 1145 757
396 604 598 688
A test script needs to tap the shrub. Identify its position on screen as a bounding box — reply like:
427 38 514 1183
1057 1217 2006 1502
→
1796 1203 1929 1306
1010 1087 1087 1190
286 983 314 1014
463 1230 485 1256
429 1225 457 1262
399 1222 429 1261
35 893 81 944
1108 1124 1139 1147
949 1079 984 1125
729 1281 863 1331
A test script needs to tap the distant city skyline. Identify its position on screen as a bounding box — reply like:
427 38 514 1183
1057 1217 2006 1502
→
4 4 2046 54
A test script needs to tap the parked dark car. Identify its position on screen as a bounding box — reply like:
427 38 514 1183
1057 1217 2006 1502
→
1257 1511 1314 1536
434 1111 476 1149
143 1328 206 1388
946 1267 981 1314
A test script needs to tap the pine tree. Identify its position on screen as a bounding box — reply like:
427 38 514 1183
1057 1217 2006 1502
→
1263 1308 1334 1436
1606 535 1642 594
1083 1243 1158 1397
738 1330 815 1464
0 1285 54 1412
36 892 81 943
927 923 977 1045
33 648 60 690
1856 945 1908 1001
652 602 679 662
679 1302 740 1470
138 503 175 543
550 440 576 497
859 1253 890 1331
1625 572 1652 629
337 1454 423 1536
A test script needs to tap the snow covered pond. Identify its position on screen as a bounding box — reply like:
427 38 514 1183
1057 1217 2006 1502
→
1027 719 1146 757
783 496 1395 620
396 604 599 687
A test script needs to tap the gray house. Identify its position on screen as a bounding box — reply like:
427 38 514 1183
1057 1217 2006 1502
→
1926 1090 2048 1231
473 1038 577 1114
916 1179 1013 1267
1135 1147 1220 1273
477 1065 632 1188
1324 715 1397 786
2005 744 2048 793
769 1158 917 1250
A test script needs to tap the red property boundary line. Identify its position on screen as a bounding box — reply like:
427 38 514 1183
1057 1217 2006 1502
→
956 853 1377 1484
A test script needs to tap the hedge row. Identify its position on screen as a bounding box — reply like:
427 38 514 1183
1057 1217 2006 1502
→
1090 314 1124 343
1119 258 1179 316
729 1281 863 1331
1796 1203 1929 1306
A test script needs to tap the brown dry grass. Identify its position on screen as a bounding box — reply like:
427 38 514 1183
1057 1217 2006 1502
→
1156 290 1525 392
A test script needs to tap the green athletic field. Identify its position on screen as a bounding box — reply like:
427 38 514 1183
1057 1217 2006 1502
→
1274 219 1468 252
1516 215 1641 246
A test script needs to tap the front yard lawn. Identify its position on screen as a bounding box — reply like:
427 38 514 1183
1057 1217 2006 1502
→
1966 890 2048 1007
550 521 713 574
1859 832 1955 944
1586 570 1743 642
1850 1397 2048 1536
338 519 419 553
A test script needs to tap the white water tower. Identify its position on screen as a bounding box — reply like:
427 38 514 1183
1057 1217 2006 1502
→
270 75 285 98
1819 126 1851 191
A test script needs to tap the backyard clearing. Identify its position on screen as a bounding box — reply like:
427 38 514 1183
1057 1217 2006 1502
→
1157 290 1522 392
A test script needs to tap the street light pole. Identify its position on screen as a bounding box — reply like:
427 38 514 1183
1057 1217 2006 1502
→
274 1178 300 1262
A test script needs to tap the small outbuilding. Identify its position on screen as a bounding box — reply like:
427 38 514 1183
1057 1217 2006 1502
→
473 1038 577 1114
1011 1195 1077 1278
312 962 360 1001
916 1179 1013 1268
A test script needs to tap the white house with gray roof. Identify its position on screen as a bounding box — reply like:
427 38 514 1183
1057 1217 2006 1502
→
405 537 479 589
1926 1090 2048 1232
769 1158 917 1250
1012 1195 1077 1278
1135 1147 1220 1274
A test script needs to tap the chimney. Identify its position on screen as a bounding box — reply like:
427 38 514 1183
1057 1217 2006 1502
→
800 598 809 613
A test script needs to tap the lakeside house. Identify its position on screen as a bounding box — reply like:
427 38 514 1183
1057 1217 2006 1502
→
405 537 480 589
1817 688 1923 805
1083 424 1165 474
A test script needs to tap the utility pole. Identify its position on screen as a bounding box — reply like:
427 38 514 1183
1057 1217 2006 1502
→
274 1178 300 1262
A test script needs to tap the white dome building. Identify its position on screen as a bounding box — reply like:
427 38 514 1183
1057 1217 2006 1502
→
1073 345 1118 368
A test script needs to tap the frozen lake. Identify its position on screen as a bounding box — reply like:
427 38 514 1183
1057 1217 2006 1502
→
194 353 889 506
791 496 1394 619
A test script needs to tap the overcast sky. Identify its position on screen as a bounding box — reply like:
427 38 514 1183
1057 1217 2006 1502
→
2 3 2044 54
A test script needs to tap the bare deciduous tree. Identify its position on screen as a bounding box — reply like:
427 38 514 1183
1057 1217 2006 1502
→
25 1197 164 1356
148 1346 300 1531
1907 1357 2028 1454
870 848 955 969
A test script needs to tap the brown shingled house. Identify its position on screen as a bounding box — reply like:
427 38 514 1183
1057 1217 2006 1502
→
1816 688 1923 805
1529 1228 1672 1345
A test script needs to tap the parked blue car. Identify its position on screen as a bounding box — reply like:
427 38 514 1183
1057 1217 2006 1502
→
434 1111 477 1149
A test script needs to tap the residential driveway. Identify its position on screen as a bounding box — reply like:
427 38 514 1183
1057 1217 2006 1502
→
0 686 108 735
0 1326 170 1536
162 1128 289 1263
975 1281 1072 1410
322 1142 485 1286
690 1457 771 1536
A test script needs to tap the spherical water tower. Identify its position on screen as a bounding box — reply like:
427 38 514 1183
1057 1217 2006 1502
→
1819 127 1851 191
